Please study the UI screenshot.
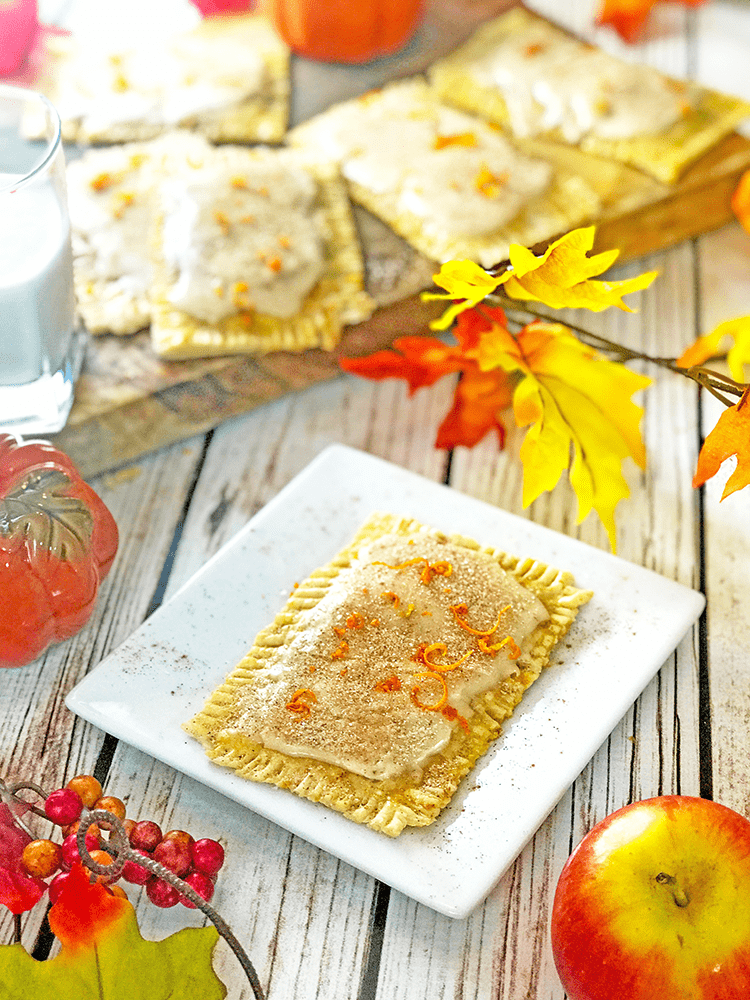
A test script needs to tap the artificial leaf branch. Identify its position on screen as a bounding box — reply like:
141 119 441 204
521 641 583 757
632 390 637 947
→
341 227 750 550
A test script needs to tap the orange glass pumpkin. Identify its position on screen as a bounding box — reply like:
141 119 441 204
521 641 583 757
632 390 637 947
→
265 0 423 64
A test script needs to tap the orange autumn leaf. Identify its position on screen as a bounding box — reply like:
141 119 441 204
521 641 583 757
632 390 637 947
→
340 306 514 450
596 0 707 43
731 169 750 236
676 316 750 384
693 386 750 499
474 321 651 550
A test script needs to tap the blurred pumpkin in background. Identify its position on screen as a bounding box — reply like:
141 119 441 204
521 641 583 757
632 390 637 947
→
264 0 424 63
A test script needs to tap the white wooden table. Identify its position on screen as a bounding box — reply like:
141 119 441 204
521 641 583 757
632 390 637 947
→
4 1 750 996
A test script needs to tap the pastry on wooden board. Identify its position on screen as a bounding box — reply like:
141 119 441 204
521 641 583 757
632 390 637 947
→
35 13 290 145
66 132 214 336
185 513 592 836
148 142 375 359
427 5 750 184
290 78 602 268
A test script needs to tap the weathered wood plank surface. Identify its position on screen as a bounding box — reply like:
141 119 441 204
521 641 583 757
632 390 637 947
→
2 2 750 999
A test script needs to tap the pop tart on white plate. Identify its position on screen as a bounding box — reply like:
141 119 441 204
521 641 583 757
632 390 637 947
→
185 513 592 837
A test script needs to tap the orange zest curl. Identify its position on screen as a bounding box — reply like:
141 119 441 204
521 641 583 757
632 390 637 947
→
373 556 453 585
346 613 365 630
213 210 231 234
374 556 426 571
381 591 400 608
285 688 317 718
506 637 521 659
90 172 116 191
419 560 452 585
441 704 471 733
450 603 511 637
434 132 477 150
477 635 521 658
411 671 448 711
413 642 473 672
374 675 402 693
112 191 135 218
475 166 509 198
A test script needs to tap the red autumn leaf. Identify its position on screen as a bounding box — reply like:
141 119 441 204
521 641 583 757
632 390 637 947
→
0 802 47 915
340 336 465 394
596 0 707 43
693 387 750 499
47 862 129 951
340 306 514 449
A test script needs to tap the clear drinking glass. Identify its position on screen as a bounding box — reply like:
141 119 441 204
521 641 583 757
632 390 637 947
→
0 84 85 434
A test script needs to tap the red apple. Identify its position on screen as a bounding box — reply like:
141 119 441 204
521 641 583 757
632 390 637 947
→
551 796 750 1000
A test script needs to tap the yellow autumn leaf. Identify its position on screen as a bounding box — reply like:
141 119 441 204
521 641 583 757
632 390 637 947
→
676 316 750 383
422 259 507 330
502 227 658 312
423 228 658 332
473 321 651 550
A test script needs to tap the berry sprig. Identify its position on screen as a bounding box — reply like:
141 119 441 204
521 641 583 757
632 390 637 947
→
1 775 266 1000
19 774 226 909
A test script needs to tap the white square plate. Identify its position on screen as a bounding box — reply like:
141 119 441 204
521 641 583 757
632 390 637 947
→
67 445 705 917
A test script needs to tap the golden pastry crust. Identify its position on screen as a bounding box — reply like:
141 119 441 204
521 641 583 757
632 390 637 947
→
185 513 592 836
290 78 600 268
148 144 375 359
36 14 290 145
428 7 750 184
346 168 600 269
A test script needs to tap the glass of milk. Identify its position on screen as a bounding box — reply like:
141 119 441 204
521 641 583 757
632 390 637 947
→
0 84 85 434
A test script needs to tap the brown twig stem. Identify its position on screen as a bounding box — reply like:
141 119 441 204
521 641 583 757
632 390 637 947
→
483 295 748 408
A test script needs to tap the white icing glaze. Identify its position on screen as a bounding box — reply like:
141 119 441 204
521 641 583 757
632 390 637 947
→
66 151 153 294
306 83 552 240
467 20 689 142
160 156 324 322
51 32 266 134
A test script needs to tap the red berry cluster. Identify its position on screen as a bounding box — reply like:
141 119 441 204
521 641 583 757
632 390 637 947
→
19 774 225 909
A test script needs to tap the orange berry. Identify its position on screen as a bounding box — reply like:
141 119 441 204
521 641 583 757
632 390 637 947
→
63 820 102 843
162 829 194 851
21 839 62 879
66 774 103 809
94 796 127 822
88 849 116 883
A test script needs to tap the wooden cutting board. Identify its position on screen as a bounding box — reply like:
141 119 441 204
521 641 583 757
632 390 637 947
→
46 14 750 478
